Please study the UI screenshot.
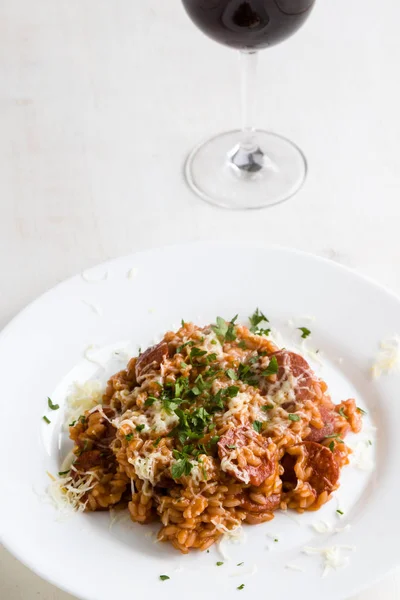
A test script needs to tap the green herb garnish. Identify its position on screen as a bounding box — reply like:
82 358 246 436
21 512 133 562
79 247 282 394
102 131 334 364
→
262 355 278 376
237 562 244 566
212 315 238 343
69 420 76 427
298 327 311 339
154 437 161 447
253 420 262 433
288 414 300 422
329 441 335 452
226 368 238 380
249 308 270 335
226 444 236 449
47 397 59 410
262 404 274 411
338 407 348 419
216 561 224 566
238 340 247 350
125 433 134 441
144 396 157 407
324 433 344 443
136 424 145 432
43 416 51 424
336 509 344 515
237 584 245 591
357 407 367 415
159 575 170 581
58 470 70 476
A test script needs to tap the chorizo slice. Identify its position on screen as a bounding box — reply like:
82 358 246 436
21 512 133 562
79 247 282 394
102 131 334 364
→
218 425 275 487
135 341 168 380
281 441 339 495
271 350 317 404
306 405 335 443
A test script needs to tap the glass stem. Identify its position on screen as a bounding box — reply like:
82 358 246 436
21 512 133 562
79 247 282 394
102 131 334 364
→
228 50 264 174
240 49 258 152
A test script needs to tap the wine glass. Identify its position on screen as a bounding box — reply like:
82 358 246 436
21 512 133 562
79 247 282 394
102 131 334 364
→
181 0 316 210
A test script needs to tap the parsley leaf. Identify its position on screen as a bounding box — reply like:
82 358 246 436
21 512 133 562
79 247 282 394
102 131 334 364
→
357 406 367 415
238 340 247 350
159 575 170 581
252 420 262 433
298 327 311 339
212 315 238 342
47 397 59 410
58 470 70 476
338 407 348 420
171 458 193 480
237 584 245 590
136 424 145 432
237 562 244 566
216 561 224 566
226 368 238 380
324 433 344 443
249 308 270 335
329 441 335 452
144 396 157 407
336 509 344 515
153 437 161 447
43 416 51 424
262 355 278 376
288 414 300 422
226 444 236 449
125 433 134 441
262 404 274 411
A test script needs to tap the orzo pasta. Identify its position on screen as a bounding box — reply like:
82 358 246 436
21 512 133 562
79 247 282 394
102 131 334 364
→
62 313 363 553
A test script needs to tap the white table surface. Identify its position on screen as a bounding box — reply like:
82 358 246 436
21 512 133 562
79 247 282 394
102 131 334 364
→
1 0 400 598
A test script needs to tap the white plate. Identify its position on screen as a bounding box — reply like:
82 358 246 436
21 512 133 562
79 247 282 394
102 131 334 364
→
1 242 398 600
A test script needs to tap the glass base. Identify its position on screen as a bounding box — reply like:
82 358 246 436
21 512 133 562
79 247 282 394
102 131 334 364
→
185 130 307 210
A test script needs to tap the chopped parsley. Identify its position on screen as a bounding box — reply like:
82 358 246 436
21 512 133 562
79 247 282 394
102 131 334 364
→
58 470 70 476
288 414 300 422
212 315 238 343
329 441 335 452
144 396 157 407
253 420 262 433
262 404 274 411
368 439 372 445
357 406 367 415
216 561 224 566
274 538 278 542
153 437 161 447
298 327 311 339
171 457 193 480
69 420 76 427
47 397 59 410
42 416 51 424
249 308 270 335
180 362 189 369
125 433 134 441
159 575 170 581
237 562 244 566
176 340 195 354
181 319 185 327
238 340 247 350
226 444 236 449
78 415 87 424
136 424 145 432
336 509 344 515
262 355 278 376
237 584 245 591
338 407 348 419
226 368 238 380
190 347 207 360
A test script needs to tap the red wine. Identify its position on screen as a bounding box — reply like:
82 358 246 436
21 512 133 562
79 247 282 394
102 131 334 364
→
182 0 315 50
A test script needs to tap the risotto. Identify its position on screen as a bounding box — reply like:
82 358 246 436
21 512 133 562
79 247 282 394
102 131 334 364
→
62 312 363 553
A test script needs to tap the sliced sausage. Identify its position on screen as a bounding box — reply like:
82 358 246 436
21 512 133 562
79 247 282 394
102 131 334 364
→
281 441 339 495
306 405 335 442
265 350 319 405
135 341 168 380
218 425 275 487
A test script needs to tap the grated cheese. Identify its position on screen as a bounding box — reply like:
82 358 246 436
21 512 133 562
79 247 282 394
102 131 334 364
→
83 345 105 368
350 440 374 471
303 545 355 577
47 468 99 517
127 267 138 279
312 521 352 534
371 336 400 378
65 380 103 426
